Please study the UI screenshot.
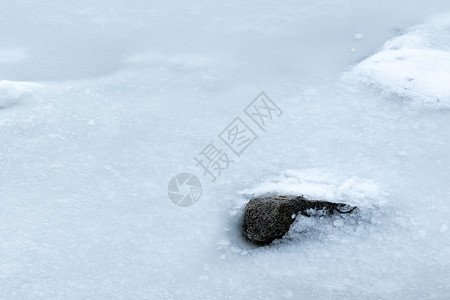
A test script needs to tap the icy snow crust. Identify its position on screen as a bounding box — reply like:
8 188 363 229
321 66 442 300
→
0 81 41 109
1 1 450 299
240 168 385 208
345 14 450 108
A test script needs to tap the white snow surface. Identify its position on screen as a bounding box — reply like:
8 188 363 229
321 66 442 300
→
240 168 385 208
345 14 450 108
1 1 450 299
0 80 41 109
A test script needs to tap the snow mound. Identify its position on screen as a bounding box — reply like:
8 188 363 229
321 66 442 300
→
0 80 41 109
345 14 450 108
240 169 385 208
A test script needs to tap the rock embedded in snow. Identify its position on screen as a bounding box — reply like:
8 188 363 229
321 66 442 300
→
242 196 357 245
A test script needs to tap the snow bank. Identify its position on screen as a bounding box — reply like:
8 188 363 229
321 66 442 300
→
0 80 40 109
240 168 385 208
345 14 450 108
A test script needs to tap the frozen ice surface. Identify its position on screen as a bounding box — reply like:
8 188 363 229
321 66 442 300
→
1 0 450 299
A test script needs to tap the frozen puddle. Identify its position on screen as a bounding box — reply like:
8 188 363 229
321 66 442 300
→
344 14 450 108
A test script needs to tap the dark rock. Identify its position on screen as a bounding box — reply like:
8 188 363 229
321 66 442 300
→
242 195 357 245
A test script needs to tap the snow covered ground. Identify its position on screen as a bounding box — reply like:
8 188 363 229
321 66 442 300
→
345 14 450 108
1 1 450 299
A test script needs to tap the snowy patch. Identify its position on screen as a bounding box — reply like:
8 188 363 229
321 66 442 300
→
344 14 450 108
240 169 385 208
0 80 41 109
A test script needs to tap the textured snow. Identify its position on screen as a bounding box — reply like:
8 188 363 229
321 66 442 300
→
240 168 385 208
1 1 450 299
0 81 41 109
345 14 450 108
